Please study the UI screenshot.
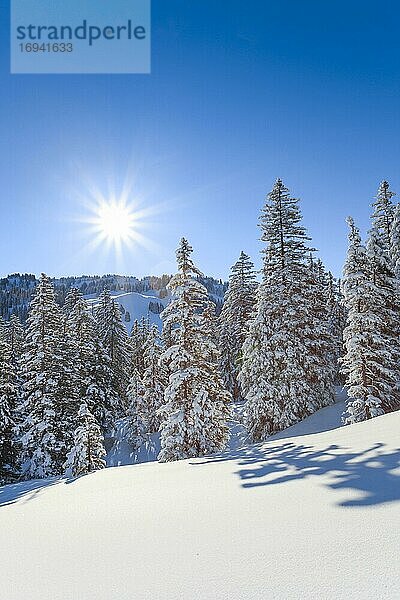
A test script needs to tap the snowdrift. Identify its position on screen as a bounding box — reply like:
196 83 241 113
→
0 410 399 600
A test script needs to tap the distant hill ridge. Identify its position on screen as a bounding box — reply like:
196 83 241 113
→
0 273 227 323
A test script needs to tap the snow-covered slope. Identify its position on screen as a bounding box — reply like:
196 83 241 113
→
1 411 399 600
270 388 348 441
86 290 168 332
107 391 347 467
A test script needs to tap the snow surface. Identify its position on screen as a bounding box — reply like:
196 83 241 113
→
0 407 399 600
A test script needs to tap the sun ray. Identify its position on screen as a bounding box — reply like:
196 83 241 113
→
62 160 178 272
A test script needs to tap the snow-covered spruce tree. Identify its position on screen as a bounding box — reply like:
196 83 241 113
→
6 314 24 370
197 301 231 449
63 402 106 477
372 180 396 251
158 238 230 462
62 287 82 318
95 289 131 407
0 319 18 483
239 179 335 442
67 293 121 432
130 316 150 378
159 314 174 396
217 318 238 399
5 314 25 437
140 325 167 433
218 251 257 400
18 274 80 479
326 271 347 384
367 225 400 413
390 202 400 279
202 301 219 350
305 258 336 410
121 369 147 453
341 219 400 423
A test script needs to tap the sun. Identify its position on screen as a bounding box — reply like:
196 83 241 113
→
70 168 170 271
76 189 163 261
95 200 136 243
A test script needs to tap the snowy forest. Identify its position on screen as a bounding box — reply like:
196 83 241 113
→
0 178 399 484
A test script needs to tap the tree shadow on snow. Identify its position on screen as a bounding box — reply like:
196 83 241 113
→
0 477 59 508
193 441 400 507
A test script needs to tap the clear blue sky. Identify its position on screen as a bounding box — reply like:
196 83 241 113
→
1 0 400 279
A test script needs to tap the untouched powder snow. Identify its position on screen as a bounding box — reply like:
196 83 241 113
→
0 411 399 600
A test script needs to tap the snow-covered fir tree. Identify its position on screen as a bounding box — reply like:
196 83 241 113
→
239 179 335 442
63 402 106 477
218 251 257 400
341 218 400 423
95 289 131 407
0 319 18 483
18 274 80 479
372 180 396 251
140 325 167 433
67 292 121 432
158 238 231 462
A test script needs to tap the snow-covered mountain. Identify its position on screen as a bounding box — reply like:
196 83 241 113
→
85 290 169 333
1 404 398 600
0 273 227 325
